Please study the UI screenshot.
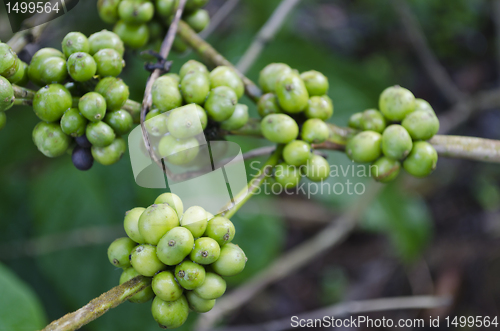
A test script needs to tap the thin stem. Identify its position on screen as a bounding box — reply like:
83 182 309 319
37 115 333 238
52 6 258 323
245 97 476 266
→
13 98 32 106
12 85 36 99
42 276 151 331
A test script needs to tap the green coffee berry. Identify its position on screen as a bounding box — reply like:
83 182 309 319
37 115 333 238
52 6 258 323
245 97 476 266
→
372 157 400 183
283 140 312 166
33 84 72 122
0 112 6 130
79 92 107 122
209 66 244 99
275 72 309 113
104 109 133 135
195 104 208 130
261 114 299 144
401 110 440 141
154 193 184 217
159 135 200 165
211 243 246 277
138 204 180 245
220 104 249 131
39 57 67 84
61 108 88 137
414 98 434 114
130 244 166 277
119 267 154 303
167 104 204 139
113 21 149 49
305 95 333 121
91 136 126 165
403 141 438 177
165 73 181 83
32 122 71 157
151 296 189 329
361 109 386 133
185 9 210 32
204 216 235 246
190 237 220 264
98 0 121 24
181 206 208 238
185 0 208 12
118 0 154 23
7 60 28 85
152 76 183 112
179 60 209 80
300 70 329 96
259 63 293 93
304 154 330 182
181 71 210 105
175 260 206 290
145 109 169 137
346 130 382 163
206 211 215 221
0 76 14 111
95 77 130 110
173 36 189 53
257 93 282 117
204 86 238 122
185 291 215 313
275 163 301 188
152 271 184 302
379 85 416 121
86 121 116 147
301 118 329 144
94 48 124 77
107 237 136 268
88 30 125 56
67 52 97 82
381 124 413 160
156 0 178 18
148 20 165 41
62 32 90 58
0 43 19 78
124 207 146 244
156 227 194 265
193 272 226 300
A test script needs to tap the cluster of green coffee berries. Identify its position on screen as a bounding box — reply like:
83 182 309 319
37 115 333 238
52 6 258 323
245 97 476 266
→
256 63 333 187
144 59 248 165
107 192 246 329
97 0 210 51
21 30 132 170
347 86 440 181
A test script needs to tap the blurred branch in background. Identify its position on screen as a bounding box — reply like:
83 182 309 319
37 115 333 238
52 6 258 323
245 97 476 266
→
199 0 240 39
236 0 302 74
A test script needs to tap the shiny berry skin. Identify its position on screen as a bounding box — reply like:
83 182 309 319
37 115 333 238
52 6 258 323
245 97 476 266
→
107 237 136 268
95 77 130 111
301 118 329 144
62 32 90 58
124 207 146 244
346 130 382 163
304 95 333 121
175 260 206 290
7 60 28 85
211 243 247 277
67 52 97 82
130 244 166 277
180 71 210 105
283 140 312 166
138 204 180 245
154 193 184 217
97 0 121 24
209 66 244 99
28 49 64 86
185 0 208 12
204 216 235 246
93 48 124 77
402 110 440 141
72 146 94 171
61 108 88 137
165 73 180 83
152 271 184 302
185 291 215 313
179 60 209 80
152 76 183 112
195 104 208 130
0 43 19 78
259 63 292 93
75 134 92 148
0 76 14 111
151 295 189 329
104 109 133 135
190 237 220 265
379 85 416 121
300 70 329 96
275 72 309 113
193 272 226 300
361 109 386 133
33 84 72 122
173 36 189 53
88 30 125 56
156 0 178 18
372 157 400 183
185 9 210 32
159 135 200 165
205 86 238 122
181 206 208 238
304 154 330 182
118 0 154 24
0 112 6 130
32 122 71 157
91 136 126 165
113 21 149 49
220 104 249 131
145 109 169 137
86 121 115 147
39 57 67 84
257 93 282 118
167 104 204 139
261 114 299 144
403 141 438 178
381 124 413 160
79 92 107 122
119 267 154 303
274 163 301 189
414 98 434 114
156 227 194 266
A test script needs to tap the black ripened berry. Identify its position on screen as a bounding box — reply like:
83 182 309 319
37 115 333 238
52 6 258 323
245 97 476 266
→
75 135 92 148
72 146 94 171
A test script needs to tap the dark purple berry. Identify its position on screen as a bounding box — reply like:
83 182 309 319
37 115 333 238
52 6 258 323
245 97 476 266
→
75 135 92 148
72 146 94 171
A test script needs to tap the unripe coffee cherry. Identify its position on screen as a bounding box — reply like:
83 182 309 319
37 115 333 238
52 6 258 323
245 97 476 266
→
156 0 177 18
275 72 309 113
79 92 107 122
0 112 6 130
152 76 183 112
181 206 208 238
259 63 292 93
0 43 19 78
159 135 200 165
361 109 386 133
91 136 126 165
168 104 204 139
0 76 14 111
180 60 209 80
119 267 154 303
151 295 190 329
67 52 97 82
154 193 184 217
261 114 299 144
403 141 438 177
28 48 64 85
185 0 208 13
346 131 382 163
184 9 210 33
114 21 149 49
414 98 435 114
61 108 88 137
156 227 194 265
124 207 146 244
94 49 124 77
130 244 166 276
193 272 226 300
204 216 235 246
86 121 116 147
104 109 133 135
205 86 238 122
32 122 71 157
72 146 94 171
148 20 165 41
88 30 125 56
402 110 440 141
190 237 220 264
211 243 247 277
39 57 68 84
185 291 215 313
62 32 90 58
95 77 130 111
107 237 136 268
274 163 301 189
283 140 312 166
220 104 249 131
304 154 330 182
381 124 413 160
138 204 179 245
257 93 282 118
7 60 28 85
145 109 169 137
305 95 333 121
152 271 184 302
118 0 154 24
173 36 189 53
301 118 329 144
209 66 244 99
33 84 72 122
300 70 329 96
348 112 363 130
175 260 206 290
372 157 400 183
97 0 121 24
379 85 415 121
181 71 210 105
